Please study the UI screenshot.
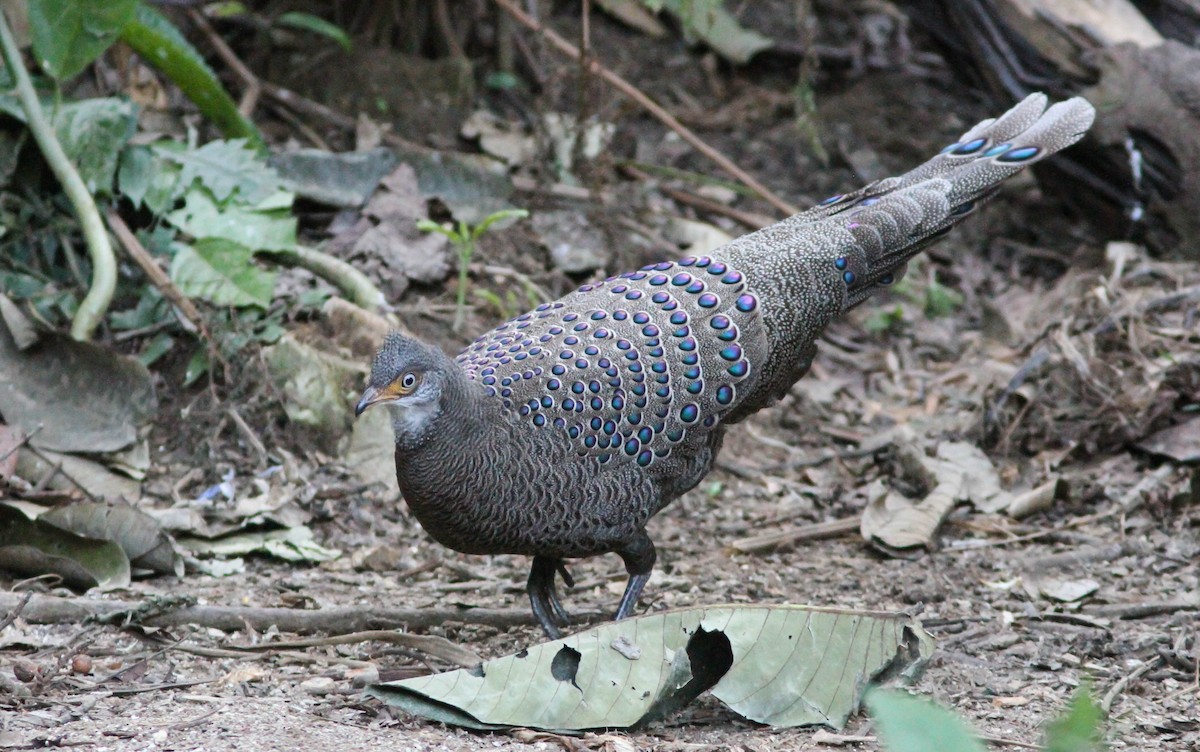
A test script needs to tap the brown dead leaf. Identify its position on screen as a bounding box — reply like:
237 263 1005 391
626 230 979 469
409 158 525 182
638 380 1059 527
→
1136 417 1200 463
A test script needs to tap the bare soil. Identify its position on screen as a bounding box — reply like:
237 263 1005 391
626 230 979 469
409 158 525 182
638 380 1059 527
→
2 6 1198 752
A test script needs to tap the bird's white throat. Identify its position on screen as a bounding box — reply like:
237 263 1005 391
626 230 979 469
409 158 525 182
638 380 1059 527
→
387 399 442 439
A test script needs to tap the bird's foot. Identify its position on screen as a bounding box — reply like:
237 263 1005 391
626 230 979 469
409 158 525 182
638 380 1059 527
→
615 572 651 621
614 532 657 621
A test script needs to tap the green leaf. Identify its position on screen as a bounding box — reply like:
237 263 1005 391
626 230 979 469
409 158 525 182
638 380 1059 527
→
866 689 987 752
119 4 263 146
137 332 174 367
109 285 169 331
54 97 138 195
484 71 521 90
158 139 281 205
169 238 276 308
863 304 906 334
416 219 458 241
924 277 963 318
1045 683 1105 752
470 208 529 240
29 0 139 81
166 186 296 251
183 345 209 386
276 12 352 51
118 144 181 213
206 2 249 18
660 0 772 65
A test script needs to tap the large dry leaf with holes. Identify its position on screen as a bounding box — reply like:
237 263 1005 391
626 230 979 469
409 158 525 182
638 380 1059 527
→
368 605 931 731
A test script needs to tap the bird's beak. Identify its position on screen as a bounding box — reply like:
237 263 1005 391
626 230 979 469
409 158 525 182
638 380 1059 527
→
355 385 384 416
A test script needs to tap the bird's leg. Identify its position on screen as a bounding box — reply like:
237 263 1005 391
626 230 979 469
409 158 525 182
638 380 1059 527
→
614 531 657 621
527 555 571 639
555 560 575 588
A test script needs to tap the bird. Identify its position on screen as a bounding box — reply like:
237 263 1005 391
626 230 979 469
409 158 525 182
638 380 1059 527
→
356 93 1095 639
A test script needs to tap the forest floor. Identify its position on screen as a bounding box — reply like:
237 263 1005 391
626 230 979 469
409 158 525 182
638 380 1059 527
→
1 5 1198 752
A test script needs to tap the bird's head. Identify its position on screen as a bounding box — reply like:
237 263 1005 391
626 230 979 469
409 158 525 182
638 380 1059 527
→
355 332 454 443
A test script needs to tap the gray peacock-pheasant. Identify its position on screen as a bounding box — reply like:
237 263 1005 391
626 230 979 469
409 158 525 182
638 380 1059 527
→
357 93 1096 639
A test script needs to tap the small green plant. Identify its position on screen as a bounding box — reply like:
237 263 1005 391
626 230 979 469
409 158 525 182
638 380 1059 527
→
474 279 542 323
417 209 529 332
866 683 1104 752
863 304 907 334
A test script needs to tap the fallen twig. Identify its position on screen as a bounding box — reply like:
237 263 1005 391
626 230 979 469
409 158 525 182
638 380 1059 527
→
757 430 897 473
728 517 860 554
188 7 429 155
1117 463 1176 512
622 164 774 229
492 0 799 216
0 592 600 634
1101 655 1164 714
224 407 269 468
106 208 208 337
0 591 32 632
1084 597 1200 620
215 629 481 668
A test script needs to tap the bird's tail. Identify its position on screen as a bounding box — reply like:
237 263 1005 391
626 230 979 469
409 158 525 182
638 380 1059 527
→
810 93 1096 311
717 94 1094 419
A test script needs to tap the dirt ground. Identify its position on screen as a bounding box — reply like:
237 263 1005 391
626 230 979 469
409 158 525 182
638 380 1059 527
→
2 5 1199 752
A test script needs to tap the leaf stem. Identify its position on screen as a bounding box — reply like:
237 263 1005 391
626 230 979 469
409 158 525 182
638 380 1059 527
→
267 245 386 311
0 9 117 341
453 238 473 332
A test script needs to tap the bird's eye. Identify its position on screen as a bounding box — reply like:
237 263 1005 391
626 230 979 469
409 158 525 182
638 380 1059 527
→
400 372 418 390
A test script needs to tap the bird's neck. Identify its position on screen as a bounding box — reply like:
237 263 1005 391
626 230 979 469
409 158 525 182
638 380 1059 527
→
389 369 502 553
391 367 484 453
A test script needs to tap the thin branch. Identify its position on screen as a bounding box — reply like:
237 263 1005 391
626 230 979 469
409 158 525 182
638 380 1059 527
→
185 8 261 117
0 591 32 632
208 629 482 668
491 0 799 217
1101 656 1164 714
0 592 602 634
0 12 116 341
187 7 429 155
728 517 860 554
224 406 269 468
622 164 774 229
106 208 208 337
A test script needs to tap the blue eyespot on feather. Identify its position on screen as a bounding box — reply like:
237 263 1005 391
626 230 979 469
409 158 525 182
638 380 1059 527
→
951 138 987 155
997 145 1040 162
